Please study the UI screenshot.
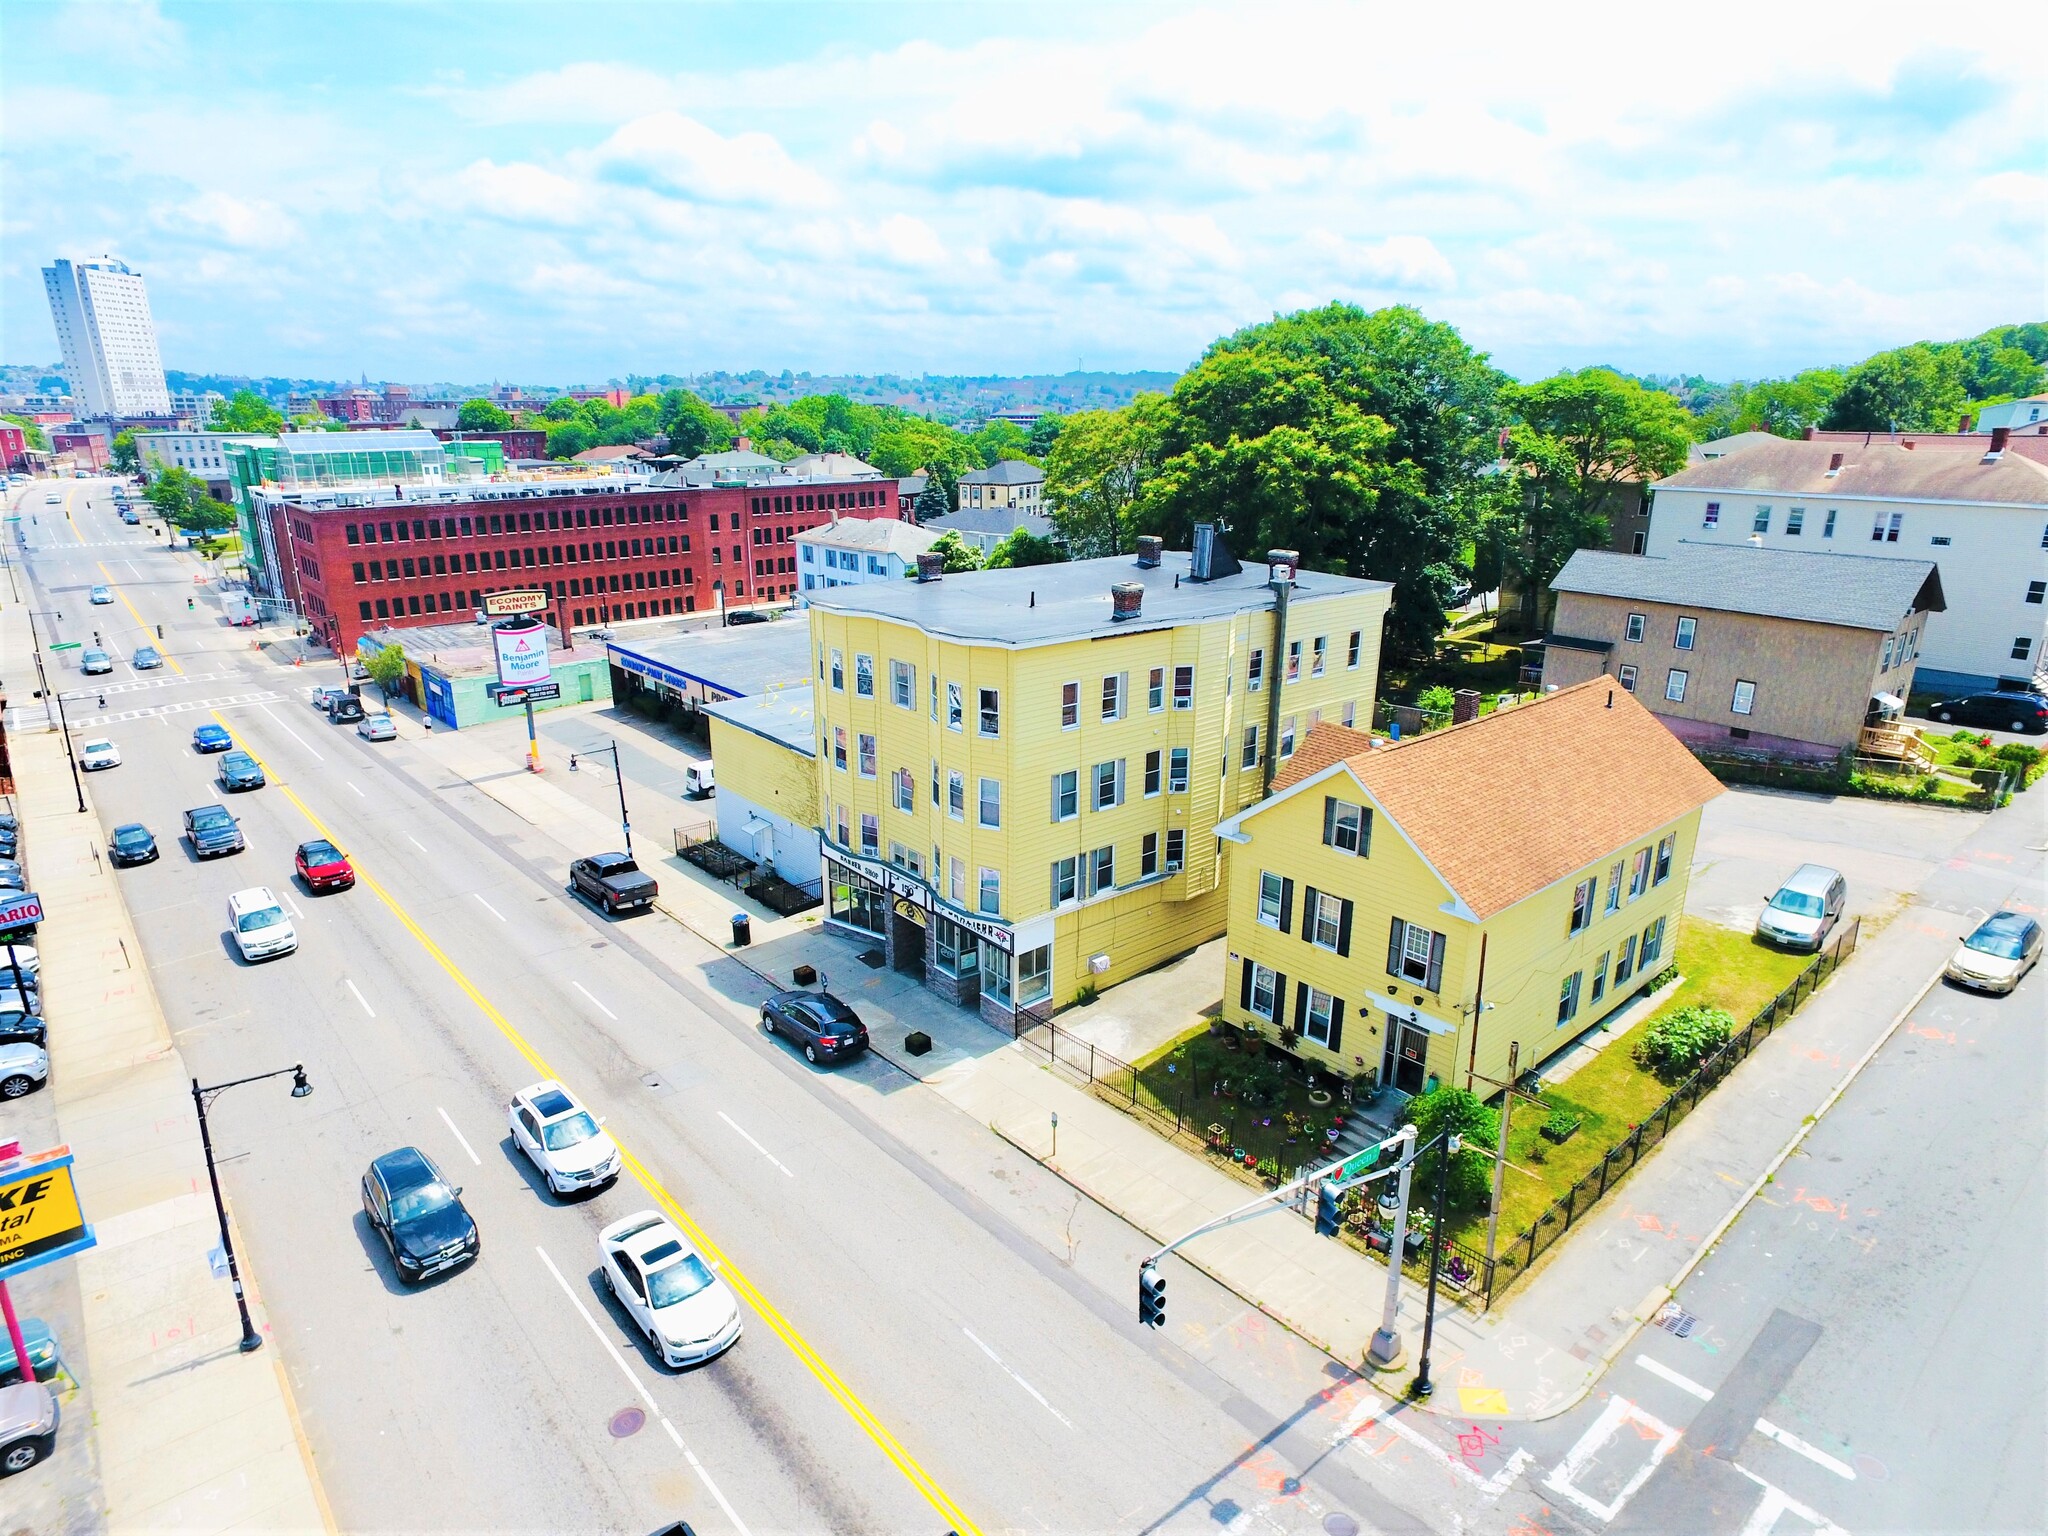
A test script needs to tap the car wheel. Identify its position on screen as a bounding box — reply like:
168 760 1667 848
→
804 1043 819 1064
0 1074 33 1099
3 1435 46 1473
761 1010 775 1034
1934 710 1952 722
2011 721 2027 734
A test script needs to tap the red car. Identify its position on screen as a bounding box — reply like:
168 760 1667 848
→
294 838 355 892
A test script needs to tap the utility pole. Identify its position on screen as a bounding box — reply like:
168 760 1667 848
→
569 741 633 857
1485 1042 1519 1264
1412 1132 1462 1398
52 692 84 813
1366 1124 1419 1371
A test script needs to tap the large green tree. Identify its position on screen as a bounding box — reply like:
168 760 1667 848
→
145 465 235 533
981 528 1065 569
657 389 735 458
207 389 286 434
1730 369 1844 438
1821 342 1968 432
108 429 140 475
1025 414 1065 457
1 414 49 452
1043 398 1168 557
456 398 512 431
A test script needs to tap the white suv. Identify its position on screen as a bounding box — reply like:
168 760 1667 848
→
508 1081 621 1195
227 887 297 961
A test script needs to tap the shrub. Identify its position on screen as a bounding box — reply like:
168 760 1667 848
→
1540 1107 1583 1142
1949 746 1979 768
1256 1155 1282 1183
1407 1085 1498 1209
1417 684 1457 715
1646 963 1679 992
1637 1005 1736 1077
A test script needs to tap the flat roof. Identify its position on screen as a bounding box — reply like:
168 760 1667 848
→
806 549 1390 647
702 684 815 755
605 617 813 699
358 621 604 676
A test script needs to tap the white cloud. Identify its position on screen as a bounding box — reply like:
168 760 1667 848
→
160 192 298 250
450 160 591 226
591 112 832 208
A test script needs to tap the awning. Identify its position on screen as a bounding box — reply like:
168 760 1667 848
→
1871 692 1905 713
1363 992 1458 1036
740 816 771 847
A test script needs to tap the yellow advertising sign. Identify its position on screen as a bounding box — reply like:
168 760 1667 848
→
483 589 551 616
0 1150 95 1279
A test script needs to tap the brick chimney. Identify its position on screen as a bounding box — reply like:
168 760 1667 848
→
915 551 943 582
1989 426 2012 455
734 436 752 452
1803 426 1819 440
1135 535 1163 569
1110 582 1143 621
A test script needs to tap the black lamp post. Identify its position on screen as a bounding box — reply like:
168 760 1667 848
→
567 740 633 857
1411 1131 1462 1399
192 1064 313 1354
50 692 85 814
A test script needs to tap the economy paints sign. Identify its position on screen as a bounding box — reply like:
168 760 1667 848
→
492 618 551 689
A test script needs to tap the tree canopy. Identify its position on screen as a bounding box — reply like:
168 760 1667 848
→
981 528 1065 569
1822 342 1969 433
1 414 49 451
144 465 236 533
208 389 286 434
456 398 512 431
926 530 983 573
109 429 140 474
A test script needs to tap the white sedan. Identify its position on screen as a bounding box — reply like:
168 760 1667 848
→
598 1211 742 1368
78 738 121 770
507 1081 620 1195
0 1040 48 1100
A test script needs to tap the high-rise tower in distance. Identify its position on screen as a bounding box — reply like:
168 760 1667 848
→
43 255 172 418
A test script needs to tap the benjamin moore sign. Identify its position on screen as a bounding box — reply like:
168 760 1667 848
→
0 1149 96 1280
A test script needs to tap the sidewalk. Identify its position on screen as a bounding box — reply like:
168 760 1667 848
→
5 602 331 1531
410 704 1999 1423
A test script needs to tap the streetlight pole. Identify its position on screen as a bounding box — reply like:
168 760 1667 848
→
1366 1123 1419 1371
1412 1131 1462 1399
191 1064 313 1354
567 740 633 857
51 692 85 814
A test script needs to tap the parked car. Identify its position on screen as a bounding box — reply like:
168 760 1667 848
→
1944 911 2043 995
684 763 715 798
110 823 159 865
357 713 397 742
1926 690 2048 736
0 1040 48 1100
0 947 40 986
182 803 245 858
0 861 25 892
0 1315 59 1386
78 737 121 771
1755 864 1846 952
361 1147 478 1284
570 853 657 915
131 645 162 671
80 649 113 676
0 816 17 859
88 585 113 605
326 695 365 724
0 1002 45 1050
192 723 233 753
216 750 266 792
118 508 140 525
294 838 354 892
598 1211 742 1368
725 610 771 627
760 990 870 1065
309 685 347 712
0 1380 59 1476
507 1081 621 1195
227 886 297 962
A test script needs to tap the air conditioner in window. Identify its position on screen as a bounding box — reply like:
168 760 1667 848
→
1164 859 1183 873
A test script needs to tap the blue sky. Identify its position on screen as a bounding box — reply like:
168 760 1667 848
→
3 1 2040 386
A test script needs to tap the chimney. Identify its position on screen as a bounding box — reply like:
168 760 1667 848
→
915 551 943 582
1803 426 1819 440
1110 582 1143 621
1826 452 1844 475
735 435 752 452
1135 535 1163 568
1988 426 2012 456
1959 412 1974 434
1901 439 1914 450
1267 549 1298 590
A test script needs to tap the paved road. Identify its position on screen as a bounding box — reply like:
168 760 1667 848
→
13 480 1536 1535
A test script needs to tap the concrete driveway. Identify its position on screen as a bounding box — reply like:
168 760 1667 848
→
1688 783 1987 932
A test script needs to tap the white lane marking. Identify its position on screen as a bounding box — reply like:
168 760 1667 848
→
716 1111 795 1179
345 978 375 1018
961 1326 1074 1429
407 835 428 853
1635 1353 1714 1401
346 780 365 798
280 890 307 920
260 703 323 761
437 1107 482 1166
534 1246 755 1536
1543 1395 1681 1522
572 980 617 1019
1632 1355 1854 1479
473 893 505 922
1734 1465 1851 1534
1335 1391 1531 1499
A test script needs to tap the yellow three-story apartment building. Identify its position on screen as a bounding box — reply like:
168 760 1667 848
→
807 534 1393 1026
1215 681 1723 1096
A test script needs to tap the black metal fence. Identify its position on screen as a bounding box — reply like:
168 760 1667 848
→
1491 917 1862 1299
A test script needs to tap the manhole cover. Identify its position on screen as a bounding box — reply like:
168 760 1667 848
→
1653 1302 1698 1338
609 1406 645 1438
1853 1452 1889 1482
1323 1516 1360 1536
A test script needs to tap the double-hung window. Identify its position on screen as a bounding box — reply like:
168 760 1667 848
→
1590 953 1610 1004
978 868 1001 916
1786 507 1804 537
1614 933 1638 983
1141 833 1159 878
1050 857 1078 906
1674 617 1697 650
857 733 877 777
1051 770 1078 821
891 768 914 812
1306 889 1344 951
978 777 1001 828
855 654 874 696
1280 715 1297 758
1618 664 1638 692
1732 679 1756 715
1241 725 1260 770
1569 877 1595 934
1752 506 1770 535
946 682 963 731
1624 613 1645 643
1165 829 1184 870
1248 963 1278 1021
1654 833 1675 885
947 770 965 819
1322 797 1368 854
890 659 914 708
830 649 844 690
1247 649 1264 692
1167 747 1189 793
833 727 847 771
1346 630 1362 668
1388 917 1445 991
1101 674 1125 720
1558 971 1583 1025
1302 987 1339 1046
1605 860 1624 914
1286 641 1302 681
978 687 1000 736
1143 750 1162 797
1172 665 1193 709
1665 668 1689 702
1257 871 1286 927
1094 759 1124 810
1088 846 1115 896
859 813 879 856
1060 682 1079 729
1311 637 1327 676
1640 916 1667 968
1629 847 1652 899
1148 667 1165 711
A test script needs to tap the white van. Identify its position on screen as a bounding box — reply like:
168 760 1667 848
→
684 763 715 798
228 887 297 962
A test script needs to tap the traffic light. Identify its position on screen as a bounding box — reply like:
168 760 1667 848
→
1138 1262 1166 1329
1315 1180 1340 1238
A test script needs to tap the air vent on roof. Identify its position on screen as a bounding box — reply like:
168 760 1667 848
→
1188 523 1241 583
1983 426 2011 464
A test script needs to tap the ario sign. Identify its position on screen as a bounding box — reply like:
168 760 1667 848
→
492 617 551 689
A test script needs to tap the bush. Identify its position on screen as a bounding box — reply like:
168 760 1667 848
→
1540 1107 1583 1143
1417 684 1457 715
1637 1005 1736 1077
1256 1155 1282 1183
1646 964 1679 992
1407 1085 1498 1209
1949 746 1979 768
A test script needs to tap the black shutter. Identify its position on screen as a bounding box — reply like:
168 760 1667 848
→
1387 917 1406 977
1322 796 1337 847
1360 808 1372 858
1279 879 1295 935
1239 958 1254 1012
1426 930 1446 993
1304 886 1320 944
1272 972 1288 1030
1328 999 1344 1055
1337 898 1354 958
1295 982 1309 1036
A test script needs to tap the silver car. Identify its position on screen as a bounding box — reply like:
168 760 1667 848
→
1755 864 1846 952
0 1380 58 1475
1945 911 2043 995
357 713 397 742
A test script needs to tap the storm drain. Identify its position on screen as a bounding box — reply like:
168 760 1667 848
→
1654 1301 1699 1338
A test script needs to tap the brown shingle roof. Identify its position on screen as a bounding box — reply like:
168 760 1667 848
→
1655 438 2048 504
1272 681 1722 919
1273 722 1374 791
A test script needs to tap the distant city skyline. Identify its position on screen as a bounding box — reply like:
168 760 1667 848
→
2 2 2039 385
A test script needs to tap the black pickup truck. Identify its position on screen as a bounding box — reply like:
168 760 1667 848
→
183 804 246 859
569 853 657 916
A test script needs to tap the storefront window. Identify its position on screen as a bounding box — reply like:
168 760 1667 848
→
828 869 885 936
1017 944 1051 1006
979 944 1013 1009
935 916 979 977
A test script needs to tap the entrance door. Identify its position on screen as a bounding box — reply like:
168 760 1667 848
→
890 909 926 978
1382 1022 1430 1095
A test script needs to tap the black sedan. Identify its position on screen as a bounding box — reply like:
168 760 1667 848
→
760 990 871 1064
1926 690 2048 735
110 824 159 865
361 1147 479 1285
216 751 267 792
0 1002 44 1049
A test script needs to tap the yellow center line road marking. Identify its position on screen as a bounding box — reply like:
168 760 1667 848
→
223 745 983 1536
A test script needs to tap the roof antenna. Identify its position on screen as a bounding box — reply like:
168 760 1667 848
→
1029 591 1035 607
1607 688 1614 708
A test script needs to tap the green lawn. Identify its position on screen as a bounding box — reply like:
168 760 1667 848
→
1448 917 1815 1250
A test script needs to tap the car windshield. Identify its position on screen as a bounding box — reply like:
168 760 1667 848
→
542 1111 601 1151
646 1252 717 1308
1769 890 1824 918
1965 922 2032 961
302 842 341 864
114 827 149 845
191 809 230 828
390 1181 457 1223
85 741 112 754
236 907 287 933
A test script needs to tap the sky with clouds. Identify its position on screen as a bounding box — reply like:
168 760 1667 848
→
2 1 2040 386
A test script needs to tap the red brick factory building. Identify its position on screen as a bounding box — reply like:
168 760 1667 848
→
260 470 904 654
